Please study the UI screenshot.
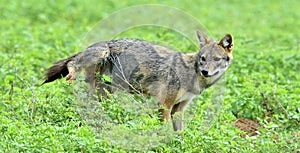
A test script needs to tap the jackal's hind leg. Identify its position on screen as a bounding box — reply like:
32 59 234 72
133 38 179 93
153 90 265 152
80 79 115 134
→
84 66 96 89
66 61 77 83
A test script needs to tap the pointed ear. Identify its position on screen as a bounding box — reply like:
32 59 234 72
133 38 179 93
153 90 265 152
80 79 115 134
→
196 31 209 48
219 34 234 52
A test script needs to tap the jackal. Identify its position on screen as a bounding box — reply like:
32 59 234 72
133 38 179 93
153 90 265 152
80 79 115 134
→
43 31 234 131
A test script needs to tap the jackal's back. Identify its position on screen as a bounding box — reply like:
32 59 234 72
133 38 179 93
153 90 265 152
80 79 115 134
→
103 39 200 100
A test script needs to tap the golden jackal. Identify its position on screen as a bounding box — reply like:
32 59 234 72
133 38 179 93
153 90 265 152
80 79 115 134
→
43 31 234 131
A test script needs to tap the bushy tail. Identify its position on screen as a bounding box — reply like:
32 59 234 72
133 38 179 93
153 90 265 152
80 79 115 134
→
42 52 81 84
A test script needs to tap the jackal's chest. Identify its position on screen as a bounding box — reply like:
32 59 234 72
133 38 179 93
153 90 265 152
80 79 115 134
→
175 91 197 103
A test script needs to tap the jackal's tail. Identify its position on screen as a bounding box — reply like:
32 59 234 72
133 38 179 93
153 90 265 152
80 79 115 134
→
42 52 81 84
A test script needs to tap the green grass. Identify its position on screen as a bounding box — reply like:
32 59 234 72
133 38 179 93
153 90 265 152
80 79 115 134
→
1 0 299 152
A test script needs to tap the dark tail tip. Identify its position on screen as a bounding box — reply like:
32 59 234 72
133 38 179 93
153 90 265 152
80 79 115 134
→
42 64 69 84
42 52 81 85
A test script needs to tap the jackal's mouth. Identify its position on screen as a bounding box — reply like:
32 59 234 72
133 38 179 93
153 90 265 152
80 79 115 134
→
202 71 219 77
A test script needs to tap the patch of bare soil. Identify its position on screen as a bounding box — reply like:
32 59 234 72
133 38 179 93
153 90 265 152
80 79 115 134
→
234 118 261 137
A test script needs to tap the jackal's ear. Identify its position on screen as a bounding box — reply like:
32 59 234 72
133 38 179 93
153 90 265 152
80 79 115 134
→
196 31 209 48
219 34 233 52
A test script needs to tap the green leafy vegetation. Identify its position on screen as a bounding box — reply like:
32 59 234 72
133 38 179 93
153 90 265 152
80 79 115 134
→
1 0 299 152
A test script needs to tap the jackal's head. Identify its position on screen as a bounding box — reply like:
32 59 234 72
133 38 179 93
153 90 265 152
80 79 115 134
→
196 31 234 81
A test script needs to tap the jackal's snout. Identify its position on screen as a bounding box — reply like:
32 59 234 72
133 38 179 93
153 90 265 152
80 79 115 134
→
200 69 219 77
201 69 208 76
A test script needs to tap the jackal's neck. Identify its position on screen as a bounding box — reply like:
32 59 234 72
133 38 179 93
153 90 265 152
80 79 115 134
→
198 72 225 89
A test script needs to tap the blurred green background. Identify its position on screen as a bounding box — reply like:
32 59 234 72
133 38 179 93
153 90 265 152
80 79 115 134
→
0 0 299 152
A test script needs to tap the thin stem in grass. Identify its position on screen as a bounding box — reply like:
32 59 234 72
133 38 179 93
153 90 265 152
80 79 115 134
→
15 74 36 125
110 54 144 96
9 80 18 120
273 85 288 118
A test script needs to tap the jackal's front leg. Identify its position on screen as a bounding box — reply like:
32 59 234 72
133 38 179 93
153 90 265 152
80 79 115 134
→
158 107 172 122
171 100 189 131
157 93 178 124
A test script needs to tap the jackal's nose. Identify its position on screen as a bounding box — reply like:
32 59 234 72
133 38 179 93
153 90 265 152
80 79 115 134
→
201 70 209 76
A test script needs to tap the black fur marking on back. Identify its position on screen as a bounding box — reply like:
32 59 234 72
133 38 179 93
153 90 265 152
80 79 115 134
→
144 75 159 83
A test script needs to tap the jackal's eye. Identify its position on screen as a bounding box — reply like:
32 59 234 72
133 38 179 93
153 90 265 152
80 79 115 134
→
225 56 230 61
201 56 206 62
